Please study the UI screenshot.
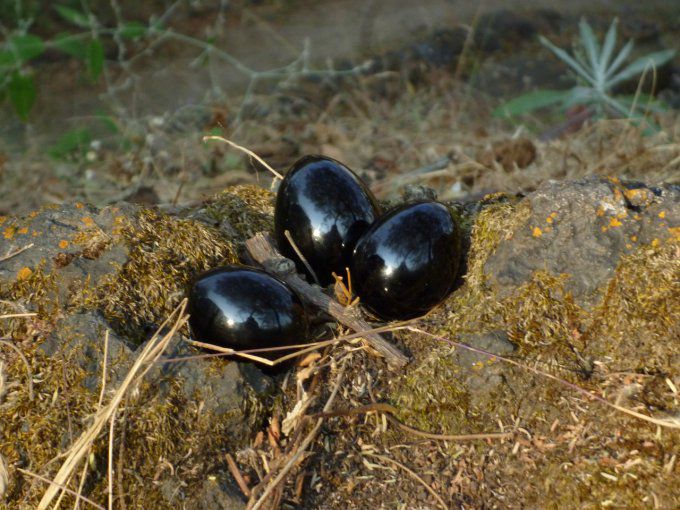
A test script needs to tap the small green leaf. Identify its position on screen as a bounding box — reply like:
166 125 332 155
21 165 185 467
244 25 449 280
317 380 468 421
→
86 39 104 81
605 39 634 79
119 22 146 40
94 112 119 133
53 32 89 59
493 89 572 118
0 51 15 68
578 18 601 78
8 72 36 121
48 128 92 160
55 5 91 28
9 34 45 62
540 35 596 86
608 49 677 88
599 19 618 78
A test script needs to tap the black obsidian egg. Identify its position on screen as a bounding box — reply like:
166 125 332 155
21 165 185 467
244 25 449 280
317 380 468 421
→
275 155 380 286
188 266 308 360
350 202 460 321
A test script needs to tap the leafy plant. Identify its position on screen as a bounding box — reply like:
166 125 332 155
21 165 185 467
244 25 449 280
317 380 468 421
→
0 2 151 122
493 18 676 126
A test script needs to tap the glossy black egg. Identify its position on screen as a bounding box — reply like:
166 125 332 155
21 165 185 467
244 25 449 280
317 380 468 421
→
275 155 380 286
350 202 460 321
188 266 308 360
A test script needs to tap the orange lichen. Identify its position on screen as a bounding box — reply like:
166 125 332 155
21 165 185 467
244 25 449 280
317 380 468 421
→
609 218 623 228
658 211 666 219
81 216 95 227
59 240 69 249
4 226 15 239
532 227 543 237
16 267 33 280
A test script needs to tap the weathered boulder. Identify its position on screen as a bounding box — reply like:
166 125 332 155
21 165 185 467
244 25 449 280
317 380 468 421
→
0 186 276 508
485 177 679 306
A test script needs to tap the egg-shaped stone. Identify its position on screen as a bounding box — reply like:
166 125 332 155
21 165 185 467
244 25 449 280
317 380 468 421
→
188 266 308 360
274 155 380 286
350 202 460 320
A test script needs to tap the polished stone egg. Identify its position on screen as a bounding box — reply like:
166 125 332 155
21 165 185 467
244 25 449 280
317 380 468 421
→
274 155 380 286
350 201 460 321
188 266 308 360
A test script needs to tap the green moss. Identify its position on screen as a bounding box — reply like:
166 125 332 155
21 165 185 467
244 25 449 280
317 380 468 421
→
387 200 680 508
391 345 473 434
204 184 275 243
83 208 238 340
0 342 267 509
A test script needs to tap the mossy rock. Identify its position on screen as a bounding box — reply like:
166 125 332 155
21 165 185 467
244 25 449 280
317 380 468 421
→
0 188 278 508
388 177 679 508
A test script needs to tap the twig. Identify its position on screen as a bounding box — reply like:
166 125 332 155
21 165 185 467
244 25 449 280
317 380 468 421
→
17 469 105 510
364 454 448 510
202 136 284 180
245 233 409 368
249 360 347 510
311 403 511 441
0 243 34 263
386 415 512 442
226 453 251 498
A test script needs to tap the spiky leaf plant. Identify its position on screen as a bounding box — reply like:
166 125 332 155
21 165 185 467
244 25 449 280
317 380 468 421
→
494 18 676 127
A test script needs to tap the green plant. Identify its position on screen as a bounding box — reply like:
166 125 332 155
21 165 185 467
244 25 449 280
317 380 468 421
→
0 2 141 121
493 18 676 126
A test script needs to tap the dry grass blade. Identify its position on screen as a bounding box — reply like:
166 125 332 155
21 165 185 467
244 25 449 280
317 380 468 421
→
107 411 117 510
37 299 189 509
186 322 410 368
0 313 37 319
409 327 680 430
0 243 34 263
0 339 34 400
202 135 284 180
17 468 105 510
365 453 449 510
283 230 320 286
0 453 8 499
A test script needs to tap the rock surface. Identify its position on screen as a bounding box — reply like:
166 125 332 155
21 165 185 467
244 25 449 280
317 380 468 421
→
0 178 678 509
0 187 275 508
485 177 679 305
